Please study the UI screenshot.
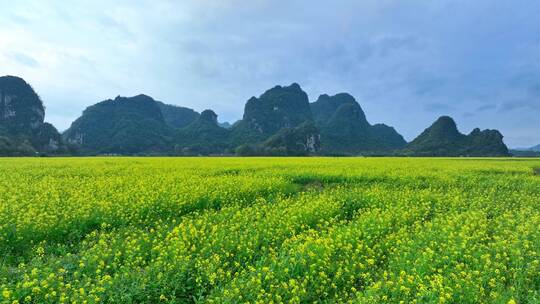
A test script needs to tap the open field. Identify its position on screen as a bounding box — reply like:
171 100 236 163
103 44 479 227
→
1 157 539 303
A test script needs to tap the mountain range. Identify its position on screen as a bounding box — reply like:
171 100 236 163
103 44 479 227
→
0 75 512 156
514 144 540 152
530 144 540 151
510 144 540 157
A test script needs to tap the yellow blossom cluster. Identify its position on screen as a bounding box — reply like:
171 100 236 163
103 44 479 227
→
0 157 539 303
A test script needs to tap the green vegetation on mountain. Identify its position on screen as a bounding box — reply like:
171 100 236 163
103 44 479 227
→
466 128 509 156
173 110 230 155
0 76 44 134
230 83 314 145
0 132 35 156
370 123 408 150
156 101 200 129
0 76 65 155
311 93 406 154
511 149 540 157
63 94 172 154
405 116 509 156
31 122 64 153
236 121 320 156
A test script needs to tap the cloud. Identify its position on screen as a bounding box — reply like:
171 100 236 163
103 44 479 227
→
423 102 456 113
476 104 497 112
375 35 421 57
11 52 39 67
500 99 540 112
463 104 496 118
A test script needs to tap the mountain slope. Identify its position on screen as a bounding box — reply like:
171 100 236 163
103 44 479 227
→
0 75 64 154
311 93 367 124
406 116 466 155
173 109 230 155
230 83 313 145
156 101 200 129
310 93 406 154
236 121 321 156
405 116 509 156
0 76 44 134
64 94 172 154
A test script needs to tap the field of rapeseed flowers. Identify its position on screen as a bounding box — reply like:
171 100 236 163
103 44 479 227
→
0 157 539 303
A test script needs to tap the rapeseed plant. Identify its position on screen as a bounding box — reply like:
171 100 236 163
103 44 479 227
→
0 157 539 303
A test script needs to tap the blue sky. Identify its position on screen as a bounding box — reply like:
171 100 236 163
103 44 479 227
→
1 0 539 147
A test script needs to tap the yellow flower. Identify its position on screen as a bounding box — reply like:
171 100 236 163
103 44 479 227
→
2 289 11 298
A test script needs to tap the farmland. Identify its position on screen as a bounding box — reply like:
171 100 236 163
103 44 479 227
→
1 157 539 303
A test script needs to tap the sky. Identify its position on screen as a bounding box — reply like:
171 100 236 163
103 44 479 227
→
1 0 539 147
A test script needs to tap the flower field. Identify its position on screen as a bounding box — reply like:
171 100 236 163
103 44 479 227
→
1 157 539 303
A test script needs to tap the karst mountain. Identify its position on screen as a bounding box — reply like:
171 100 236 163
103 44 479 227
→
1 76 511 157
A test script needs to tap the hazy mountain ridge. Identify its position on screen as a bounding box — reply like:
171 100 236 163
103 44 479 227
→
0 76 512 156
510 144 540 157
514 144 540 152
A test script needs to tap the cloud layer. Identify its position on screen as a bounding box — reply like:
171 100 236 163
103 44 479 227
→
1 0 539 147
